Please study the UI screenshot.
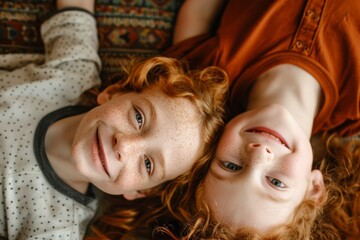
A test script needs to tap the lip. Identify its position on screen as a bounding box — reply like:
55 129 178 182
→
95 128 110 177
246 127 290 149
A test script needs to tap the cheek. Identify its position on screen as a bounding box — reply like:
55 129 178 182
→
203 178 235 225
284 159 314 187
204 175 223 206
295 148 314 173
297 135 314 162
114 168 147 192
95 104 121 122
96 96 131 119
77 106 107 131
72 116 94 151
216 131 240 159
280 156 312 187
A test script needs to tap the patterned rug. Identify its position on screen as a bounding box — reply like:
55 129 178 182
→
0 0 182 84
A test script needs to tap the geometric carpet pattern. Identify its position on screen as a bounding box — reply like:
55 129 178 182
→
0 0 183 84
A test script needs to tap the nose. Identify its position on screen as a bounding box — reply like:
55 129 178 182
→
113 133 143 161
246 143 274 167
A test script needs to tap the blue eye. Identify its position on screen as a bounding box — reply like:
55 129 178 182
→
135 108 143 128
144 156 152 174
267 177 287 188
221 161 242 171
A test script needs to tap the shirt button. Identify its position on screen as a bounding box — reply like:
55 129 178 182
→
306 9 320 21
313 14 320 21
295 40 304 49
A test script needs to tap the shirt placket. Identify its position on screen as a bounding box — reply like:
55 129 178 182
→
290 0 327 56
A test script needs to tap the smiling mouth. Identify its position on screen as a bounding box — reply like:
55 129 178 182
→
246 127 290 149
96 129 110 177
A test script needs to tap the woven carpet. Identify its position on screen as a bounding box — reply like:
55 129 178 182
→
0 0 182 84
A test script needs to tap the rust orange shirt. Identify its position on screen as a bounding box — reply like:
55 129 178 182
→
165 0 360 137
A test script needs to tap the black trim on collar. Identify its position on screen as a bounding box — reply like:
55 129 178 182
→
34 105 96 205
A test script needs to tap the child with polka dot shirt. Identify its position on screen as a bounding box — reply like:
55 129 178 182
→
0 0 229 239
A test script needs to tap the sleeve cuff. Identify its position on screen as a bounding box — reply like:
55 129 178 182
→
42 6 94 23
54 7 94 17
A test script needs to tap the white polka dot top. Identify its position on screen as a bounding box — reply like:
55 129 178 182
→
0 10 101 240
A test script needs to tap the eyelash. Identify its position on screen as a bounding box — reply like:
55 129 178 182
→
221 161 242 171
267 176 287 189
220 161 287 189
144 156 152 175
134 108 151 175
134 107 144 128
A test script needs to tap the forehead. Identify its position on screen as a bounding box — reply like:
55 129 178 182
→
141 86 201 130
140 87 204 179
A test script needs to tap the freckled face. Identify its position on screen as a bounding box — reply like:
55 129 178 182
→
204 104 314 235
71 87 204 195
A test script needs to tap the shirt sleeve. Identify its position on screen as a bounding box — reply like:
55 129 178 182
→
41 10 101 70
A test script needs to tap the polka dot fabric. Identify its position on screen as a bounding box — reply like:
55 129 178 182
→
0 10 100 239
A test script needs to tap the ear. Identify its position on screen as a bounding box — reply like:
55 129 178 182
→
307 169 325 203
123 190 147 201
97 84 121 105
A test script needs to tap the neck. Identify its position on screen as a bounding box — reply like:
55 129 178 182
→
247 64 322 137
45 113 89 193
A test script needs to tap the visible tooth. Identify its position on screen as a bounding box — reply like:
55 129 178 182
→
254 131 284 145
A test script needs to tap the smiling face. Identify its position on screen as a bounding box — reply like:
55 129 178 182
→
71 86 204 195
204 104 324 235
